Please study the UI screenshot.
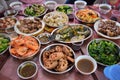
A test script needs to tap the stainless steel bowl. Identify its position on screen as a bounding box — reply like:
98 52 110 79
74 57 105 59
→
0 33 10 55
4 9 18 17
39 43 75 74
17 61 38 79
87 38 120 66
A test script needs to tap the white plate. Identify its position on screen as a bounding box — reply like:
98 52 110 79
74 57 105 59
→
14 17 45 36
94 19 120 39
51 24 93 43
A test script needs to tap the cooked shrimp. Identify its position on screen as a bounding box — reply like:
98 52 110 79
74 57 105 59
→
16 46 28 56
24 49 35 57
25 40 39 51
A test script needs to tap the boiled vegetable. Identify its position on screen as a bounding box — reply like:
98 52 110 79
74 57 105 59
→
88 40 120 65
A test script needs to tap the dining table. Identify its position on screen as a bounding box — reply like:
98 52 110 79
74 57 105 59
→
0 3 120 80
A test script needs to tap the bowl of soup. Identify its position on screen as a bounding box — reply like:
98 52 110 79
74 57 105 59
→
99 4 111 14
75 55 97 75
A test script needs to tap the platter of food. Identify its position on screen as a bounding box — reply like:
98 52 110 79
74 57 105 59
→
39 43 75 74
43 11 69 27
75 9 100 23
0 33 10 55
87 38 120 66
51 24 92 43
24 4 48 17
14 17 45 36
94 19 120 39
55 5 73 15
9 35 40 59
0 16 17 29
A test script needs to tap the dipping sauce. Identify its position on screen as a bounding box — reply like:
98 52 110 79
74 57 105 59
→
77 59 94 73
39 35 49 43
100 6 110 10
19 63 36 77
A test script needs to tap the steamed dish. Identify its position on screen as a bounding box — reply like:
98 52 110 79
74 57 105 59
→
52 25 91 43
43 11 68 27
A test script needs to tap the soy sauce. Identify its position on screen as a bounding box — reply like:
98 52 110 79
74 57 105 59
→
77 59 94 73
19 63 36 77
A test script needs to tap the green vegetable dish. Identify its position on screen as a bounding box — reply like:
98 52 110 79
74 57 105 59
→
88 39 120 66
56 5 73 14
24 4 46 17
0 36 10 54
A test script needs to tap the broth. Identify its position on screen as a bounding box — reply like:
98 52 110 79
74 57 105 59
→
100 6 110 10
77 59 94 73
19 63 36 77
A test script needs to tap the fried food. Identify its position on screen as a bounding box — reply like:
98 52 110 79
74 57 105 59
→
42 45 74 72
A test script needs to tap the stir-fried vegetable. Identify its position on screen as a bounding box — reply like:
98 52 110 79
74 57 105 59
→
56 5 73 14
24 4 46 16
0 36 9 53
88 40 120 65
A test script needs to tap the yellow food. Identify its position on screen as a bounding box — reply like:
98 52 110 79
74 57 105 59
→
76 9 100 23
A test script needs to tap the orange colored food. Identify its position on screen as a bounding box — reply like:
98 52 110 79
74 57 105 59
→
76 9 100 23
10 35 39 58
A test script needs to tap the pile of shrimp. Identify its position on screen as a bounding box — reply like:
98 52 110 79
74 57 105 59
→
42 45 74 72
10 35 40 58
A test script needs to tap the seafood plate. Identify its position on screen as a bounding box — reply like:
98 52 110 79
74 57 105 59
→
43 11 69 27
75 9 100 23
9 35 40 59
94 19 120 39
51 24 93 43
14 17 45 36
39 43 75 74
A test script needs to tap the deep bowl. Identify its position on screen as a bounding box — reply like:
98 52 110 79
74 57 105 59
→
99 4 111 14
39 43 75 74
0 33 10 55
37 32 51 44
9 1 23 11
4 9 18 17
17 61 38 79
55 5 73 15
